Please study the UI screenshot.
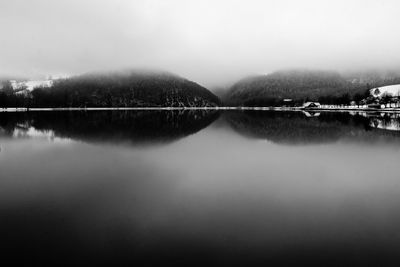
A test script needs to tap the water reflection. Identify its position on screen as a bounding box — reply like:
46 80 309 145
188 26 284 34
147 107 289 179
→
2 110 400 266
368 112 400 131
2 110 400 146
0 110 220 145
224 110 400 144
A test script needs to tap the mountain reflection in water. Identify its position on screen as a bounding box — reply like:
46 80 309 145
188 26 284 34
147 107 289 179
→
224 110 400 144
0 110 220 145
1 110 400 146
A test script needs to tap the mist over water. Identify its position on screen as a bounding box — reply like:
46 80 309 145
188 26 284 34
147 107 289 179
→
1 110 400 266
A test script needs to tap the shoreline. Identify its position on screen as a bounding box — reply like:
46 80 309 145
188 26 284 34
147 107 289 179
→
1 106 400 113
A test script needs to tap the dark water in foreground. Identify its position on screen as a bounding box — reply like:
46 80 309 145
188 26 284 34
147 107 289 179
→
1 110 400 266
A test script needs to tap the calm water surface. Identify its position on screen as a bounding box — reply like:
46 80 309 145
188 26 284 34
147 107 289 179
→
1 110 400 266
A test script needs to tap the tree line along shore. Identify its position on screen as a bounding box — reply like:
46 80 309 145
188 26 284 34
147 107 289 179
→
1 69 400 110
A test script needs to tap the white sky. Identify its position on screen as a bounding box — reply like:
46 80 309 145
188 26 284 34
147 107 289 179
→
1 0 400 87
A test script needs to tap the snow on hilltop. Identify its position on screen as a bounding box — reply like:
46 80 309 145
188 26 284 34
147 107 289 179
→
10 79 53 91
10 75 69 92
370 84 400 98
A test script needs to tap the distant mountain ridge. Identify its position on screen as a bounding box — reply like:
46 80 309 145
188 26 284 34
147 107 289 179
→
3 68 400 108
0 70 221 108
224 69 400 106
225 70 359 106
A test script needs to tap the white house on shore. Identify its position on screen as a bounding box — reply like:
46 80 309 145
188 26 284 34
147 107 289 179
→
302 102 321 108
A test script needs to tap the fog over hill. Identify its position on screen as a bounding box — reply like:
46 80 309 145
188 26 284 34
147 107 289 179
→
2 0 400 105
2 0 400 87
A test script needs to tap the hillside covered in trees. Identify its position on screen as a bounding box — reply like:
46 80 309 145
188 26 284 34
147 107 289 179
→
3 69 400 108
0 70 220 108
224 69 400 106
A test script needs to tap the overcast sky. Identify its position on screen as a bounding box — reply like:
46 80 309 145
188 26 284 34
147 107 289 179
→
1 0 400 87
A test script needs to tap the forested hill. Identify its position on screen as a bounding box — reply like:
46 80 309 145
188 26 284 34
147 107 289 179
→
225 70 370 106
28 71 220 108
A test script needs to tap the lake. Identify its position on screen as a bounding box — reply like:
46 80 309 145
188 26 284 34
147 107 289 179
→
1 110 400 266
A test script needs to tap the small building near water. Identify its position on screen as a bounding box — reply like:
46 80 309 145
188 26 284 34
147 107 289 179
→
302 102 321 108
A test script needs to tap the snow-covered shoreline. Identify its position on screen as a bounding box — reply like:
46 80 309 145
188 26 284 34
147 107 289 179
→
2 106 400 113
